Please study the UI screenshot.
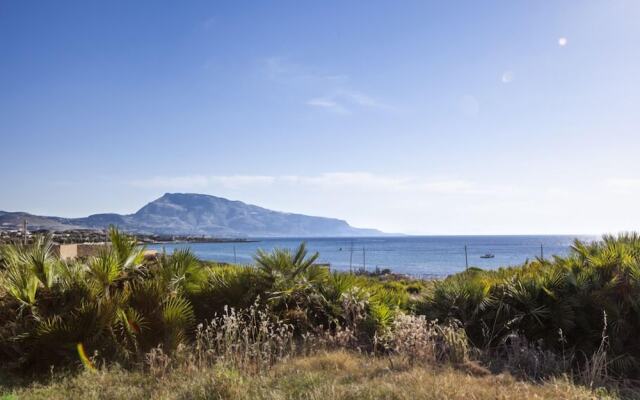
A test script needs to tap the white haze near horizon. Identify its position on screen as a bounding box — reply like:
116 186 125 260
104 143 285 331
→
7 172 634 236
126 173 639 236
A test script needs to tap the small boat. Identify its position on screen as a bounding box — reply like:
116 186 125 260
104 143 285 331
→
480 253 495 259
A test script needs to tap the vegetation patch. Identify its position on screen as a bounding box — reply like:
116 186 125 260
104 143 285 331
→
2 352 607 400
1 228 640 398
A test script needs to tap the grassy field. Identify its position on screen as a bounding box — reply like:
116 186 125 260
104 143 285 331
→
1 351 609 400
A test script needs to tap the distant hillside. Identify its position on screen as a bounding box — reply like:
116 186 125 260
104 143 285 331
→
0 193 385 237
0 211 83 231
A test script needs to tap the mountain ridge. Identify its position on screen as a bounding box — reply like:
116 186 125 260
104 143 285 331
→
0 193 385 237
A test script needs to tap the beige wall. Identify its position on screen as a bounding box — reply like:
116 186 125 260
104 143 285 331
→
77 243 109 258
52 243 157 261
53 243 111 260
57 244 78 260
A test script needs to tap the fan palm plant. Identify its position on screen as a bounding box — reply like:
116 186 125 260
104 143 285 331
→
191 265 265 319
87 249 123 299
254 243 334 329
1 259 40 307
254 243 326 303
155 248 208 295
23 235 58 289
127 278 195 353
254 242 320 282
108 225 146 273
0 235 58 307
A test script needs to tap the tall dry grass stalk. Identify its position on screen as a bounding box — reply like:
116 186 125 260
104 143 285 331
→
578 311 610 390
192 300 296 373
378 314 469 365
496 334 564 380
144 304 475 376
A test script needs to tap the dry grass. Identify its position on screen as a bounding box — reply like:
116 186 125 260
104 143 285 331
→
1 351 616 400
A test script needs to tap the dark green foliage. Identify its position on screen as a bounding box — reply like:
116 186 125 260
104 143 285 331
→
0 229 197 371
14 229 640 380
419 233 640 377
189 265 266 320
0 231 413 373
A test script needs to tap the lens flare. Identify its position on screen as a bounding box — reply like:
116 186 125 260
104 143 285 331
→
77 342 96 371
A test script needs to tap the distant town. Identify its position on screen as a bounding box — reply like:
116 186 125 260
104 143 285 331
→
0 223 255 245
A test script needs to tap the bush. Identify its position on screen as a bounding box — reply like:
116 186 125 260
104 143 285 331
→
0 230 408 372
418 233 640 380
3 229 640 394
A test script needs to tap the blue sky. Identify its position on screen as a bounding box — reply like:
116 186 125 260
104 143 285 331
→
1 1 639 234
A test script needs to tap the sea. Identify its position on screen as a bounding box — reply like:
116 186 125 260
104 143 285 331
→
148 235 598 278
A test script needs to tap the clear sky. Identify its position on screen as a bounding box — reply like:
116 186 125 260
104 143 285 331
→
1 1 639 235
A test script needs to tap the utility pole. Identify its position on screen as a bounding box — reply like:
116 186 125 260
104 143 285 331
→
349 241 354 273
464 245 469 270
540 244 544 260
362 247 366 271
23 219 27 246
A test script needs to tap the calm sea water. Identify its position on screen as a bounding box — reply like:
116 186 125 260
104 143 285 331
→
149 235 597 278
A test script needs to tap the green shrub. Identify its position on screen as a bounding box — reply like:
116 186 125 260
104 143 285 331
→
418 233 640 378
4 230 640 384
0 232 402 372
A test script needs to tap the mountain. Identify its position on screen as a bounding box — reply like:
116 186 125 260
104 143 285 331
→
0 193 385 237
0 211 83 231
